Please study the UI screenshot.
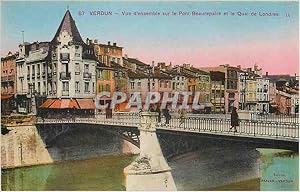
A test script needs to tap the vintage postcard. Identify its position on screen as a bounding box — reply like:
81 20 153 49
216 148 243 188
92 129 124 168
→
1 1 299 191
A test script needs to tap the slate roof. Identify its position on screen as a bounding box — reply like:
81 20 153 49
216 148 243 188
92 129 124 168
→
123 57 150 67
127 70 148 79
51 10 84 44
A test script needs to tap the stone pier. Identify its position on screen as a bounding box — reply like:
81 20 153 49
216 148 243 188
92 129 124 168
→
124 112 177 191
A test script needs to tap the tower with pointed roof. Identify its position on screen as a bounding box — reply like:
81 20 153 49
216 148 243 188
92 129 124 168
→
49 10 97 99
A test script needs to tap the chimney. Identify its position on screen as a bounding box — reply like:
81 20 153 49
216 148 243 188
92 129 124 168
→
124 54 128 59
266 72 268 77
89 39 92 45
254 64 258 71
169 62 172 66
108 41 111 46
152 61 155 67
94 39 98 44
237 65 241 69
113 43 116 46
86 38 89 44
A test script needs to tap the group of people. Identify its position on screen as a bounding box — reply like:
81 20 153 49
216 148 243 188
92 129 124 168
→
150 104 172 125
144 105 240 132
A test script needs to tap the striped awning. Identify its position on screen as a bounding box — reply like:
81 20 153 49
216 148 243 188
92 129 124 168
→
39 99 80 109
77 99 95 109
39 99 55 108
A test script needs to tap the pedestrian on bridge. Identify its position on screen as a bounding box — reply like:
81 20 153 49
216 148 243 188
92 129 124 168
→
163 107 171 125
155 104 161 124
230 107 239 132
179 109 186 128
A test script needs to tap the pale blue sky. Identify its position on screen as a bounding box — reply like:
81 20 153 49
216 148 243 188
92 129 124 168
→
1 1 298 74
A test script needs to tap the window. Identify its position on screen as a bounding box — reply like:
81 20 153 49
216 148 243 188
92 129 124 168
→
43 81 46 92
84 82 89 92
84 64 89 73
75 63 80 72
75 81 79 92
32 65 35 75
137 82 141 88
75 45 79 50
62 82 69 91
37 64 40 73
92 83 95 93
105 84 109 91
37 82 40 93
42 63 46 73
131 82 135 89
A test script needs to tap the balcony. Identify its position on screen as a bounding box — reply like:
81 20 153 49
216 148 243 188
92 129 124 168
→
60 72 71 80
27 74 30 80
83 72 92 79
47 73 52 78
0 75 14 82
42 72 46 77
37 72 40 79
32 75 35 79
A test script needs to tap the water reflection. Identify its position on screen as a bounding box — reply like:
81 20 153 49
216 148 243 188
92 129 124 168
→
2 148 298 191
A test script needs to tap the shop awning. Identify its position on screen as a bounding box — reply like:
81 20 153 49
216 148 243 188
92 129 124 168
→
69 100 80 109
1 95 13 100
40 99 80 109
77 99 95 109
39 99 55 108
49 99 62 109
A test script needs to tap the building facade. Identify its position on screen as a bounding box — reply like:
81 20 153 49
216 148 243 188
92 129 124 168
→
210 71 225 113
1 52 17 114
201 65 240 113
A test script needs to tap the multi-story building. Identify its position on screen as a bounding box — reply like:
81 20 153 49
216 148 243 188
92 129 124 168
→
276 90 292 114
96 62 115 110
201 65 240 113
90 38 123 66
269 80 277 113
16 10 98 114
239 69 258 111
1 52 17 95
15 41 50 114
210 71 225 113
256 76 270 113
1 52 17 114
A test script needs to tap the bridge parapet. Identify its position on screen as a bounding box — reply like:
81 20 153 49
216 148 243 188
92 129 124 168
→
36 112 299 143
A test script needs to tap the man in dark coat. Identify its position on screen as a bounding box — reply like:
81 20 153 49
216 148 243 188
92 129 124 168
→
230 107 239 132
155 104 161 124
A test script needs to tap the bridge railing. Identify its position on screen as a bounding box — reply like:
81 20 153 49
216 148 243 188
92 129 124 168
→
36 112 298 141
158 116 299 140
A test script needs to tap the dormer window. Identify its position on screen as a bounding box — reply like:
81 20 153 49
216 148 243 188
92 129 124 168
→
75 45 79 49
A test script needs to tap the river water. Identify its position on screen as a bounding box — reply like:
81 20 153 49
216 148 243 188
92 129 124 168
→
2 148 298 191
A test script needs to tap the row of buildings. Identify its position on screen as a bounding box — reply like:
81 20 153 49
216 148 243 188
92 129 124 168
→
1 10 299 115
